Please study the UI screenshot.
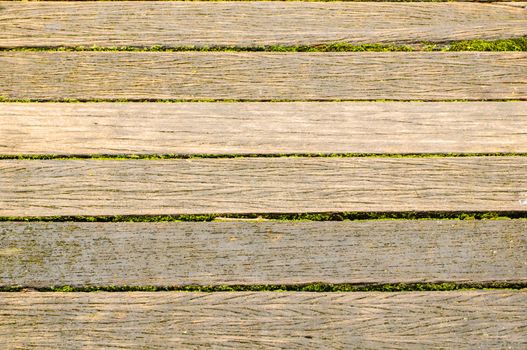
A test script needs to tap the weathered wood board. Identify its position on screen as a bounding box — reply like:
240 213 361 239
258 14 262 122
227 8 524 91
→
2 102 527 155
1 52 526 101
1 220 525 287
500 2 527 8
1 291 525 349
1 2 526 48
1 157 526 216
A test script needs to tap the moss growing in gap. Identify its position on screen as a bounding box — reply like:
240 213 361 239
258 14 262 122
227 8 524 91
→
445 38 527 52
1 152 527 161
0 211 525 223
0 43 414 53
1 38 526 53
1 282 525 293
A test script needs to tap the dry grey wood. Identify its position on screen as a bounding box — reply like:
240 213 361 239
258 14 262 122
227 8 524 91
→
1 52 526 101
1 220 526 287
2 102 527 155
0 291 525 349
1 157 526 216
0 2 526 48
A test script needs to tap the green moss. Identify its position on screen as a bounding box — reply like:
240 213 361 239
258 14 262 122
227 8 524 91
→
0 211 525 223
1 152 527 161
1 38 526 53
446 38 527 52
0 43 413 53
1 282 525 293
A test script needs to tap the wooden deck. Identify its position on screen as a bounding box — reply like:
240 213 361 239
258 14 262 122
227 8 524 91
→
0 0 526 348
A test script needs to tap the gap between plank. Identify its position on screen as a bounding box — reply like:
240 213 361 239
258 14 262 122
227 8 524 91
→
1 0 522 2
1 98 526 102
1 211 526 222
1 282 526 293
1 153 527 160
0 38 526 52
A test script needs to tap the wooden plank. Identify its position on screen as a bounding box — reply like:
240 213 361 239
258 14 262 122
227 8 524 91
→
2 102 527 155
500 2 527 8
1 220 525 287
1 157 526 216
0 291 525 348
1 52 526 101
1 2 526 48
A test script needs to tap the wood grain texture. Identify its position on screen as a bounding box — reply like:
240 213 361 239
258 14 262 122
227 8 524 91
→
1 2 526 48
1 220 526 287
2 102 527 155
1 291 525 349
1 157 526 216
500 2 527 8
1 52 526 101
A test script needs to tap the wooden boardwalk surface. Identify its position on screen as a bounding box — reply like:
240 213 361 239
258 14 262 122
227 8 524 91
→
1 0 526 348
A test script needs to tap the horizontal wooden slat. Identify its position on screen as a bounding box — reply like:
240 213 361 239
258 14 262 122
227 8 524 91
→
1 2 526 48
1 291 525 348
1 157 526 216
501 2 527 8
1 220 525 287
1 52 526 101
1 102 527 155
